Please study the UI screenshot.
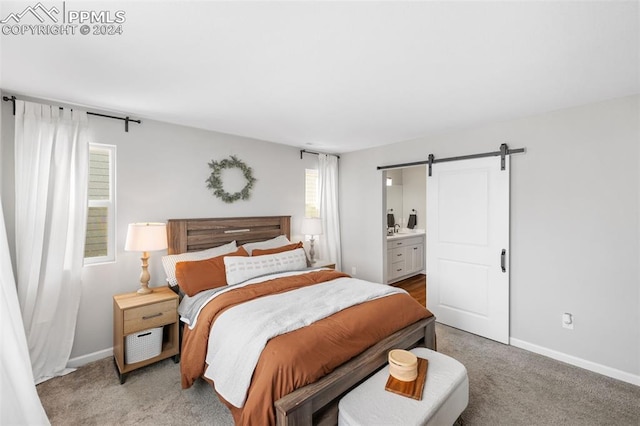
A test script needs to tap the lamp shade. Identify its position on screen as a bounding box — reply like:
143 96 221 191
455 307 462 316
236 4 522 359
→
301 217 322 236
125 223 168 252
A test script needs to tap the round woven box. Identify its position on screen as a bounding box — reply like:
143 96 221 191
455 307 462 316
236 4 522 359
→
388 349 418 382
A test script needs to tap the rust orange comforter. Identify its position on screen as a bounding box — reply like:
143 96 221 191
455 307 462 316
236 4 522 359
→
180 269 432 425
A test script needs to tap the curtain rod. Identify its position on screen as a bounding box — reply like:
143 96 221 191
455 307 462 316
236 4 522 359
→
377 143 525 176
2 95 141 133
300 149 340 160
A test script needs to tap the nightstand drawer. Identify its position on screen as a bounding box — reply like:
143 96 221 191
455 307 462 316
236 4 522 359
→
123 300 177 335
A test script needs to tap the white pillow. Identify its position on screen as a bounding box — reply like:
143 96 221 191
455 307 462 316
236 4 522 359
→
224 248 308 285
161 241 237 287
241 235 291 255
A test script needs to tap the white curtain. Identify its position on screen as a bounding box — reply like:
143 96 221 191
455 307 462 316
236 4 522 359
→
0 201 50 425
14 100 89 384
317 154 342 270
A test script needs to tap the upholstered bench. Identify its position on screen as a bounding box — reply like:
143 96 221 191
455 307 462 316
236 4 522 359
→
338 347 469 426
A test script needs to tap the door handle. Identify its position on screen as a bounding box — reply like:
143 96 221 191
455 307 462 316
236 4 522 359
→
501 249 506 273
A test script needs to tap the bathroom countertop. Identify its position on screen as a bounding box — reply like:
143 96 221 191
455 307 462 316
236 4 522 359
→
386 230 425 241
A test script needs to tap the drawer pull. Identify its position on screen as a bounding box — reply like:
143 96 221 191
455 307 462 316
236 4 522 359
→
397 254 402 257
396 269 402 272
142 312 163 320
137 332 152 337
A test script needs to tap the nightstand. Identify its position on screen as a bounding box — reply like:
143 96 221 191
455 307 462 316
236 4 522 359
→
113 286 179 384
311 259 336 269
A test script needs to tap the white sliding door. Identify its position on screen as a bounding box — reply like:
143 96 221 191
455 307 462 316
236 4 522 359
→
427 156 509 344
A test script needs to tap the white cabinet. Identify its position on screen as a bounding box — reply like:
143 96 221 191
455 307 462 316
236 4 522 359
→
407 242 424 272
386 234 425 284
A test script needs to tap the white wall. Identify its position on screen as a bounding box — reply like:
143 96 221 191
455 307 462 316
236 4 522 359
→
1 94 318 360
341 95 640 381
401 166 426 230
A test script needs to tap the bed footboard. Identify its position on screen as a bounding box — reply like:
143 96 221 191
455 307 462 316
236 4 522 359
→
274 315 436 426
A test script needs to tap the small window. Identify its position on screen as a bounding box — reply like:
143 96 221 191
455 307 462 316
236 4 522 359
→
84 144 116 264
305 169 319 218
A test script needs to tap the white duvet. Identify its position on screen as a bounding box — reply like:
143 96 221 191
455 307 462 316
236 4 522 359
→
203 275 404 408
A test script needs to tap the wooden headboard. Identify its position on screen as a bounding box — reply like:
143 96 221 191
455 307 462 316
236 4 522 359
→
166 216 291 254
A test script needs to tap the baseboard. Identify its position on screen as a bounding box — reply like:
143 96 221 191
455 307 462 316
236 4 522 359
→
510 338 640 387
67 347 113 368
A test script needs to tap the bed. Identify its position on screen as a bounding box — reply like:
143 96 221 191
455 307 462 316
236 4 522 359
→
166 216 436 426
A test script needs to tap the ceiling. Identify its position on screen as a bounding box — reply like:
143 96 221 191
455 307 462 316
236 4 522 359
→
1 1 638 153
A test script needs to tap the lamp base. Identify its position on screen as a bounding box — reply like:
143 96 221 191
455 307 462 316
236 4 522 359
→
137 286 153 295
137 251 153 295
309 237 316 264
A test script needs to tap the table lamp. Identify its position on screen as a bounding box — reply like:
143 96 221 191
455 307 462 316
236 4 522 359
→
301 217 323 264
125 222 168 294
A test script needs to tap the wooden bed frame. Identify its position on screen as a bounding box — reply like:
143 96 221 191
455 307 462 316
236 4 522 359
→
167 216 436 426
167 216 291 254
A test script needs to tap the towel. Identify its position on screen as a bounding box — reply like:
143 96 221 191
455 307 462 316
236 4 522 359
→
407 214 417 229
387 213 395 228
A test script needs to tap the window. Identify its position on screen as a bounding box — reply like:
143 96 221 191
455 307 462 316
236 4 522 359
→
305 169 319 218
84 143 116 264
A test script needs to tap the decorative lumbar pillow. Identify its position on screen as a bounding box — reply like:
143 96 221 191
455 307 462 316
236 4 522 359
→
241 235 291 255
252 241 303 256
224 248 308 285
175 247 249 297
161 241 237 287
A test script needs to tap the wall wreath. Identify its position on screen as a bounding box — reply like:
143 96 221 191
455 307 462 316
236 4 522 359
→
206 155 256 203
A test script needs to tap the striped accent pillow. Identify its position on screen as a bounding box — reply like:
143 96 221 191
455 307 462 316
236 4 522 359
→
224 248 308 285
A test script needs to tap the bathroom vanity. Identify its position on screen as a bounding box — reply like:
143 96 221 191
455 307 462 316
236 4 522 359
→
386 232 425 284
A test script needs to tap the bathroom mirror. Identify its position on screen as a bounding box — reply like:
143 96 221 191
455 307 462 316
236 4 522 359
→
386 169 404 227
385 166 426 229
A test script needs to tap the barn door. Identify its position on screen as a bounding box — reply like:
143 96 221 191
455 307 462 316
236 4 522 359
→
426 156 509 344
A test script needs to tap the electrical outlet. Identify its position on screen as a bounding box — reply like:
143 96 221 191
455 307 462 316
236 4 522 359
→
351 266 357 276
562 312 574 330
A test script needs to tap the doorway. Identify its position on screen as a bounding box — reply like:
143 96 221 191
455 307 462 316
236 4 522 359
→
383 166 427 284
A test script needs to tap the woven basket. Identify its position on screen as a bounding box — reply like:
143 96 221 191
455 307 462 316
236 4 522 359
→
125 327 163 364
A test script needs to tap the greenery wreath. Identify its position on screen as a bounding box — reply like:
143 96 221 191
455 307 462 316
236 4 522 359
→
206 155 256 203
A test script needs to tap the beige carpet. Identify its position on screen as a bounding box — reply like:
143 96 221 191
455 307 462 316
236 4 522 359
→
37 323 640 425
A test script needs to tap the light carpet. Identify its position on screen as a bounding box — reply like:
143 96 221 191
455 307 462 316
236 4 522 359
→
37 323 640 425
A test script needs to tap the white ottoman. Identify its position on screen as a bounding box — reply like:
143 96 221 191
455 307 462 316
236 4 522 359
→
338 347 469 426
